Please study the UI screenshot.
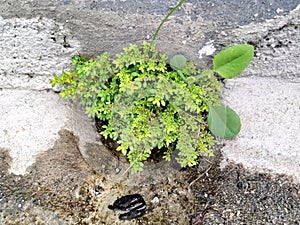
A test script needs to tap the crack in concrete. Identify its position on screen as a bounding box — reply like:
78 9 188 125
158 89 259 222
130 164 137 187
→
248 22 299 48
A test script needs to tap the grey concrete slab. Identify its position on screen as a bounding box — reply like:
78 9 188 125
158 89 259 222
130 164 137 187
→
0 0 300 223
0 0 299 181
219 5 300 183
0 89 72 175
221 78 300 182
0 16 80 90
223 4 300 82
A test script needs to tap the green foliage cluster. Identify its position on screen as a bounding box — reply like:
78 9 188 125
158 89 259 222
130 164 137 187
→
51 42 224 172
51 0 254 173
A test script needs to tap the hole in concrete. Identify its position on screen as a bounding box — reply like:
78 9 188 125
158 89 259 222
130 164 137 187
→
63 36 71 48
95 114 179 167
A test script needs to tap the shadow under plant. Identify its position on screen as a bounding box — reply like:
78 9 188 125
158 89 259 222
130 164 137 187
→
0 130 299 224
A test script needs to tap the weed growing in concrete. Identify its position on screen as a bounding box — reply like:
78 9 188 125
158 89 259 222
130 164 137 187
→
51 0 254 173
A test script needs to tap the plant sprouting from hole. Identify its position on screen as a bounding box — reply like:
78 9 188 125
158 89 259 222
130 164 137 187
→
51 0 254 173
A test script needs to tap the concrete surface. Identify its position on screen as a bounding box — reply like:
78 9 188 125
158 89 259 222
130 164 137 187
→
0 0 299 223
221 78 300 181
0 90 71 175
0 1 299 222
0 16 80 90
220 5 300 182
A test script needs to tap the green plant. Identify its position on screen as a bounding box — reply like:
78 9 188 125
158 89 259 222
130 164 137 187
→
51 0 254 173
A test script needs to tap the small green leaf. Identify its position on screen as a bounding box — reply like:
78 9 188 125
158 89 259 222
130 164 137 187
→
186 77 195 84
208 105 241 138
199 69 214 78
170 54 187 70
213 44 254 79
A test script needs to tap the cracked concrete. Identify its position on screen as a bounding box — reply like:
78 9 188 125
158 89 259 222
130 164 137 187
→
219 5 300 182
0 0 299 186
222 5 300 82
0 0 300 223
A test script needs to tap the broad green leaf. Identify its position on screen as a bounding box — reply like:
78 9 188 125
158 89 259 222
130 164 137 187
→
208 105 241 138
170 54 187 70
213 44 254 79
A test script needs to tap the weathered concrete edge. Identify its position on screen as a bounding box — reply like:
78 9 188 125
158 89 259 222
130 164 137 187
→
219 5 300 183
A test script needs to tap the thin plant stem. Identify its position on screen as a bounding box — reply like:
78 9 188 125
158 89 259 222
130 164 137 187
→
151 0 187 44
188 165 212 193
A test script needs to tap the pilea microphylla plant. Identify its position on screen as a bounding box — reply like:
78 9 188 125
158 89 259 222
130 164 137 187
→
51 0 254 173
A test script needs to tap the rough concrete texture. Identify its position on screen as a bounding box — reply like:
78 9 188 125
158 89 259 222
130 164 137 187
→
0 90 71 175
0 16 80 90
221 78 300 182
0 0 299 185
0 0 300 223
220 5 300 183
0 89 101 177
223 4 300 82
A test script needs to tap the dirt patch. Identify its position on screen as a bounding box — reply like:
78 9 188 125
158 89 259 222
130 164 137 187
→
190 161 300 224
0 130 299 224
